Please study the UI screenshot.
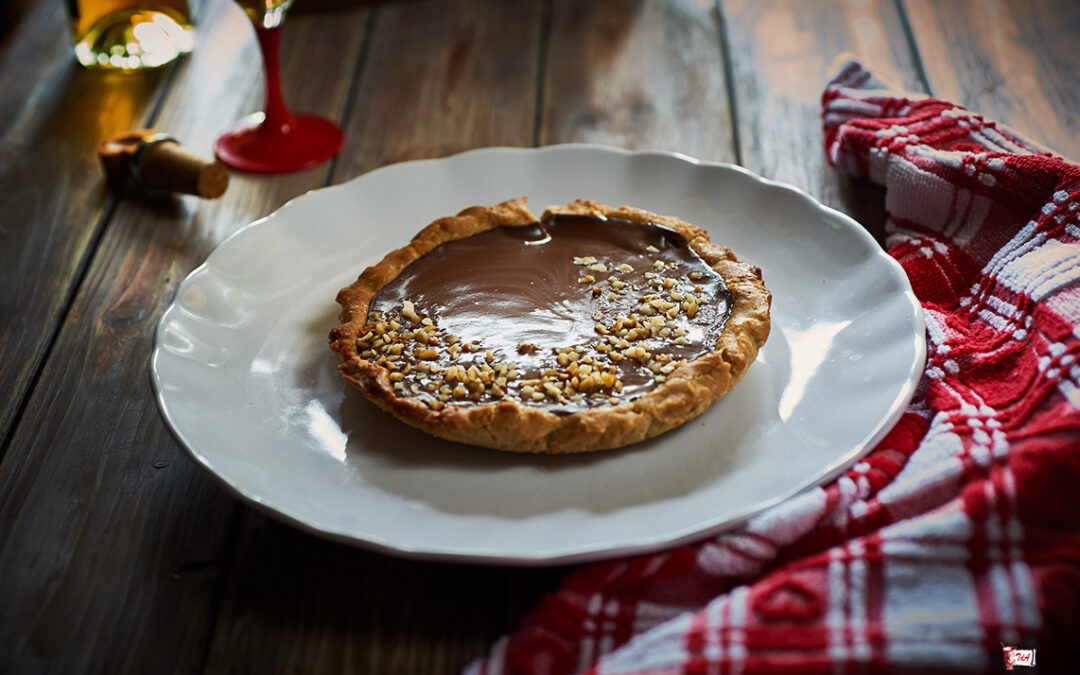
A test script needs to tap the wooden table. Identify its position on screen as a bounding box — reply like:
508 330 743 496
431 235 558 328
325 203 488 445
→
1 0 1076 672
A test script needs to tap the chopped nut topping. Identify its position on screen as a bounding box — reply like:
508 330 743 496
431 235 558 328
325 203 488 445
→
362 225 727 412
401 300 420 323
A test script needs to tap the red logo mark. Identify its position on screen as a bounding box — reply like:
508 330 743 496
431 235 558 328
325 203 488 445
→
1001 644 1036 670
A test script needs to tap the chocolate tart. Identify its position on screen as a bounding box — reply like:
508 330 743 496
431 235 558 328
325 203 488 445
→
329 198 771 454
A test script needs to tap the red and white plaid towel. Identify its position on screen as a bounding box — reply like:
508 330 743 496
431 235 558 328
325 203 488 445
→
469 61 1080 674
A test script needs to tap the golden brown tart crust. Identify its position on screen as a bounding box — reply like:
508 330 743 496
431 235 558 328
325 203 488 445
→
329 198 770 454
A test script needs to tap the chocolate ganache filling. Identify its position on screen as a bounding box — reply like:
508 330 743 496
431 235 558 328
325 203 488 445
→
360 214 733 413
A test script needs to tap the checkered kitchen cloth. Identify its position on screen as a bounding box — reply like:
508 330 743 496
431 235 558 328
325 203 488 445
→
468 61 1080 674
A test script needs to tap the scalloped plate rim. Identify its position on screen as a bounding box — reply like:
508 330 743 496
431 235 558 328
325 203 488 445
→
150 144 925 565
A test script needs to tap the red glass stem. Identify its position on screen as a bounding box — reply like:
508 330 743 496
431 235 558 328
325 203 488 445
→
254 24 293 132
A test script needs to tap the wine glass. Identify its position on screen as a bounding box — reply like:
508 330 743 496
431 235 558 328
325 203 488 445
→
214 0 344 173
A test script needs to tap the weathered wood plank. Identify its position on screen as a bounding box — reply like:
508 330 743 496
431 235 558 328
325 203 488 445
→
202 2 556 674
0 0 172 449
721 0 925 244
903 0 1080 160
542 0 736 161
333 0 543 179
0 2 367 672
207 514 570 674
0 0 46 44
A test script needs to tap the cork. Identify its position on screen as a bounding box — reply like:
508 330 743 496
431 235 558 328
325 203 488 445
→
99 130 229 199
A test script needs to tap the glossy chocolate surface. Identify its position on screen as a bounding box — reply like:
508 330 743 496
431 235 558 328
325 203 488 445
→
366 214 732 411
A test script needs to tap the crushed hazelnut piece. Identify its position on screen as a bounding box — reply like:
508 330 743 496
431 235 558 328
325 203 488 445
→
401 300 420 323
360 219 727 412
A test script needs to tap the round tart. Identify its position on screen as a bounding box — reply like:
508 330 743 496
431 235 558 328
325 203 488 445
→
329 198 770 454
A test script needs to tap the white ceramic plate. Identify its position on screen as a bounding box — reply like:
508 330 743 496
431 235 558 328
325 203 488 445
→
151 145 925 565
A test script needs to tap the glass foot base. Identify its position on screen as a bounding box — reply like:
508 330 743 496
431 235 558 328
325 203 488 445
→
214 112 344 174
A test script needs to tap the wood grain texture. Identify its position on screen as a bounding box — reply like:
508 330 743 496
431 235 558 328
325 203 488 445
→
541 0 736 161
202 2 556 674
903 0 1080 161
0 0 171 449
2 1 1075 674
0 3 366 673
0 0 38 44
204 513 568 675
721 0 923 244
333 0 544 180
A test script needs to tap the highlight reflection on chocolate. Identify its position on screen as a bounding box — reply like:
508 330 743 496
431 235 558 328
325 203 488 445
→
366 214 733 412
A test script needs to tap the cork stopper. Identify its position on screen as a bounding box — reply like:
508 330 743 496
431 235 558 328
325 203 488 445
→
99 130 229 199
